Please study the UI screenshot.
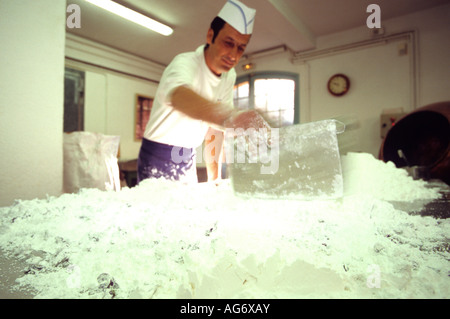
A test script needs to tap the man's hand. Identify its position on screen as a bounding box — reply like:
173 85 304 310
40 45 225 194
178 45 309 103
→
224 110 273 162
224 109 271 131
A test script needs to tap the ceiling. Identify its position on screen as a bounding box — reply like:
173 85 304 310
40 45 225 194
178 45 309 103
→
66 0 449 66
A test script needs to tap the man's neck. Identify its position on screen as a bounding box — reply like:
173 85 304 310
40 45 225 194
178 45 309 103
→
203 47 222 77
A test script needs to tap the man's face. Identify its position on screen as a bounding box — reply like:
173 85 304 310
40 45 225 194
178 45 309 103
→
205 23 251 76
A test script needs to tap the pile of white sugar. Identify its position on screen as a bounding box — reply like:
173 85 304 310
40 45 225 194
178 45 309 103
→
341 152 439 201
0 152 448 299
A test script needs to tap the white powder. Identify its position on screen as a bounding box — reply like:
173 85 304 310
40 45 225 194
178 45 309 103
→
0 152 448 299
341 152 440 201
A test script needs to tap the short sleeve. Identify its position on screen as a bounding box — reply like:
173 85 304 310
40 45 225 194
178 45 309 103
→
159 53 199 104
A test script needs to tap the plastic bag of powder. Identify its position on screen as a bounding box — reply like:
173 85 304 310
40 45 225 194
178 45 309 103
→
63 132 120 193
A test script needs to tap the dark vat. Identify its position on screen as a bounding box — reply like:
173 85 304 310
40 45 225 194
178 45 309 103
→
379 102 450 185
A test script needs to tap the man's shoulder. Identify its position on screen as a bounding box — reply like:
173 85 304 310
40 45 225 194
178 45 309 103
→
171 46 204 64
173 50 197 60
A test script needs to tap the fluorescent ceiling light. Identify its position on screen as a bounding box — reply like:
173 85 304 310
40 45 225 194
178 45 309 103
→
85 0 173 36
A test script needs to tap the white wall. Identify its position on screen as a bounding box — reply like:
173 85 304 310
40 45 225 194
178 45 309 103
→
236 3 450 157
301 39 412 155
312 3 450 108
92 72 158 160
81 69 159 160
0 0 66 207
65 35 163 161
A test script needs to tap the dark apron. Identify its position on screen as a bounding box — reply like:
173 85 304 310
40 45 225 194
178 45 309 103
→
137 138 196 184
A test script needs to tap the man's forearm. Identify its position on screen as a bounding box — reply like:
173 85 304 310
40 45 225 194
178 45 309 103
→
206 161 219 181
170 86 235 127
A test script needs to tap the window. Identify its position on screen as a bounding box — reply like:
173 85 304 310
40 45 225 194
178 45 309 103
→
64 67 85 132
233 72 299 127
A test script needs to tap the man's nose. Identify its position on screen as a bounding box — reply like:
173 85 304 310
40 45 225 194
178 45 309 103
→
228 46 239 62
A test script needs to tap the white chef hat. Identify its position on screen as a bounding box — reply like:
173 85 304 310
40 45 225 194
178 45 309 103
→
218 0 256 35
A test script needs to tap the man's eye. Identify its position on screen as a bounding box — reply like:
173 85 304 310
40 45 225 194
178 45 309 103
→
225 41 234 48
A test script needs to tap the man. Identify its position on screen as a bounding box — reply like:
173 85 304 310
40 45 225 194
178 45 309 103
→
137 0 269 184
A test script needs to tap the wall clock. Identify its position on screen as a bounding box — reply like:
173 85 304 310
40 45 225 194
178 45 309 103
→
327 74 350 96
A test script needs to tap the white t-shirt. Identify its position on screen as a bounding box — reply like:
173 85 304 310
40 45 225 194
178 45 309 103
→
143 45 236 149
